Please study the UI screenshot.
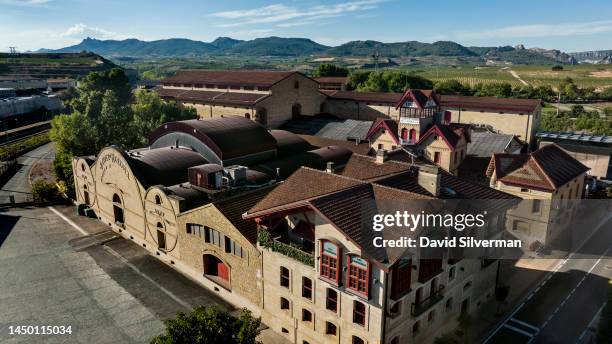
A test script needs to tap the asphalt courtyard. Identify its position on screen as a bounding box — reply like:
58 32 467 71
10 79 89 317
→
0 205 288 344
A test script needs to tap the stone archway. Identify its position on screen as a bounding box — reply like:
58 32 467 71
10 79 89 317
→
203 254 230 289
112 194 124 225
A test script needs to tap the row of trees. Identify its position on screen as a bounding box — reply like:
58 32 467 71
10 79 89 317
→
313 64 612 102
50 68 197 194
540 105 612 135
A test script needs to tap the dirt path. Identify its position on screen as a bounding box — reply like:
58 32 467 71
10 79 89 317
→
509 69 529 86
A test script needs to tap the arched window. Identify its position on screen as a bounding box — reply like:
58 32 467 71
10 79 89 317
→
353 300 366 325
112 194 124 224
401 128 408 140
320 240 341 285
83 184 90 205
156 222 166 250
244 113 250 119
292 103 302 118
352 336 365 344
280 266 290 288
280 297 290 310
203 254 230 289
294 81 300 89
81 163 85 171
256 108 267 125
155 195 162 205
347 255 370 297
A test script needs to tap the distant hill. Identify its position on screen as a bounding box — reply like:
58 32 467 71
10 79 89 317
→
211 37 244 49
50 37 218 57
326 40 477 57
223 37 328 56
0 52 120 79
569 50 612 64
40 36 582 65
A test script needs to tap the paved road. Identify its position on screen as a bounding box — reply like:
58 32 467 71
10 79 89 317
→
0 142 55 204
484 217 612 344
0 207 166 344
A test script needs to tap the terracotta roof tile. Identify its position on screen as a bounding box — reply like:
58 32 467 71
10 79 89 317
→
214 186 274 244
162 70 296 88
487 144 589 191
298 135 372 155
246 167 365 216
340 154 410 181
325 90 403 104
440 95 541 113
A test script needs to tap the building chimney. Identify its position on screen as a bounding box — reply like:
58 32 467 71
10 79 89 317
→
418 165 441 197
376 149 388 164
326 161 335 173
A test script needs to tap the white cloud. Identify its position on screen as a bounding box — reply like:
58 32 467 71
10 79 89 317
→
210 0 386 28
0 0 52 6
60 23 124 40
456 20 612 40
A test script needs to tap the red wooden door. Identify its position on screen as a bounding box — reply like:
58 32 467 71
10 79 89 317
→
217 262 229 282
401 128 408 140
410 129 417 142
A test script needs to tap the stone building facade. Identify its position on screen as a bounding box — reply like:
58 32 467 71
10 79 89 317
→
487 144 589 247
158 70 326 128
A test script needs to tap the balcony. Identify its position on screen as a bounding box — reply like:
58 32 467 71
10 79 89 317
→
411 285 445 317
258 225 315 267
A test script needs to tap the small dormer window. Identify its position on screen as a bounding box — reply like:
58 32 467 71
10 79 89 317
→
347 255 370 297
294 81 299 89
320 240 341 285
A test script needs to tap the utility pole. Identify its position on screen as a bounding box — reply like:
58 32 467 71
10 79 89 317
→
557 89 561 116
372 50 380 72
9 47 17 55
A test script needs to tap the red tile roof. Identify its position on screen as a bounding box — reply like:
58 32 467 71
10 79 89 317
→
365 118 399 144
244 164 518 266
162 70 297 88
298 135 372 155
214 186 274 244
439 95 541 113
415 124 469 150
156 88 269 106
395 89 438 109
486 144 589 191
324 90 403 104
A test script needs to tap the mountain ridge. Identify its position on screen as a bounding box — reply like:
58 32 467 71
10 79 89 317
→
39 36 608 65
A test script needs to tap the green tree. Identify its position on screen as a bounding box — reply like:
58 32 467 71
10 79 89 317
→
346 71 371 90
473 83 513 97
50 69 195 190
73 68 132 107
434 79 471 95
358 72 387 92
313 63 349 77
151 306 261 344
131 90 197 146
600 87 612 101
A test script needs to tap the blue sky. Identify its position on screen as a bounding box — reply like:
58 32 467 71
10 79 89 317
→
1 0 612 52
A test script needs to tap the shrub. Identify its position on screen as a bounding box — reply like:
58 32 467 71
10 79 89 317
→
151 306 261 344
31 180 61 203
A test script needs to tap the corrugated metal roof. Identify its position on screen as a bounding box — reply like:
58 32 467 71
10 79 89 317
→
537 131 612 144
468 131 519 158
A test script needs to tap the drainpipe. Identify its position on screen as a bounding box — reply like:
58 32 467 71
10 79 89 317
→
381 272 389 344
525 112 531 149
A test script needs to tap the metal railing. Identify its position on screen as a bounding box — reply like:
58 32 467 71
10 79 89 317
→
411 285 445 317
